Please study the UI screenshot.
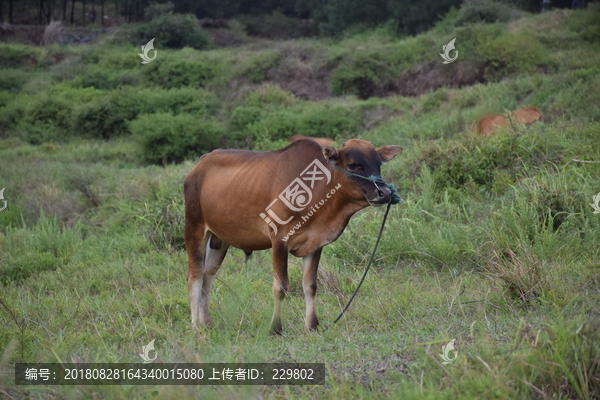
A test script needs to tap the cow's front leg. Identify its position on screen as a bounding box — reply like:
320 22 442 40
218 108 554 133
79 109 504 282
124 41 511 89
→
302 248 321 331
269 242 289 335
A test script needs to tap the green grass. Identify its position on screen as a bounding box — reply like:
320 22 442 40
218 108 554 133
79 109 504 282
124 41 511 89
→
1 5 600 399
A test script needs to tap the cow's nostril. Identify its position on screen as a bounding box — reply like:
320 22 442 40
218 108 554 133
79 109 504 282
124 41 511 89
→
377 189 384 198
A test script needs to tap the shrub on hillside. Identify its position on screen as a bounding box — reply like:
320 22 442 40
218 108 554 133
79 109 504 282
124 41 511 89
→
0 43 38 68
230 106 265 134
242 84 296 108
71 88 143 139
131 113 223 164
330 53 385 99
80 65 128 90
133 13 212 50
479 33 548 81
145 56 215 88
234 51 281 84
245 103 363 144
5 86 94 143
138 87 219 116
455 0 512 25
145 1 175 20
238 11 318 39
0 69 29 92
567 3 600 43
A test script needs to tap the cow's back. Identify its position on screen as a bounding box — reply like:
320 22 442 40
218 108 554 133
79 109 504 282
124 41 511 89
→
289 135 335 147
512 106 543 124
184 141 325 250
477 115 509 137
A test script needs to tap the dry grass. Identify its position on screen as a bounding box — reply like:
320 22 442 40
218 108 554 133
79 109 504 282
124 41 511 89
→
483 246 547 304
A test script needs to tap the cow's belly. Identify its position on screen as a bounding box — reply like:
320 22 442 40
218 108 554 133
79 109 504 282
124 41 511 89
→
204 214 272 251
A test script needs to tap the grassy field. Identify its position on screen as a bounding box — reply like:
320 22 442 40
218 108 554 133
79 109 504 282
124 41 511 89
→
1 4 600 399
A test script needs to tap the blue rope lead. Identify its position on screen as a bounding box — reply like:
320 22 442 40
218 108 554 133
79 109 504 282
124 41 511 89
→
323 165 401 330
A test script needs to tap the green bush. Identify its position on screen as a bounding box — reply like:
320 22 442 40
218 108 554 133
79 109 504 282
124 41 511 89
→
238 11 318 39
18 93 72 143
145 1 175 20
479 33 549 81
330 39 430 99
133 13 212 50
0 43 38 68
80 65 124 90
242 84 296 108
230 106 265 137
234 51 281 84
131 112 223 164
246 103 363 143
0 98 25 137
138 87 218 116
0 69 29 92
455 0 512 25
71 88 143 139
330 52 385 99
146 56 216 88
566 3 600 43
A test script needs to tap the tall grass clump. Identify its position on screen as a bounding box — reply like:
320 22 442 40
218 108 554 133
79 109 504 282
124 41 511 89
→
0 216 83 284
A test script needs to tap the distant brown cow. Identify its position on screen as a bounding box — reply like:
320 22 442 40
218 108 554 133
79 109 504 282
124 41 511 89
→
476 115 510 137
184 139 401 334
288 135 335 147
512 106 543 125
477 106 543 137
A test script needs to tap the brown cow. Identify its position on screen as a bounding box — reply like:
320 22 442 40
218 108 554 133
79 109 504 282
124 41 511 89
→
512 106 543 125
288 135 335 147
476 114 510 137
477 106 543 137
184 139 401 334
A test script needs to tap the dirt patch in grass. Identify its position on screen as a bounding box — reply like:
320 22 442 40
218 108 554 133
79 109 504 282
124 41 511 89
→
267 64 332 101
384 60 486 98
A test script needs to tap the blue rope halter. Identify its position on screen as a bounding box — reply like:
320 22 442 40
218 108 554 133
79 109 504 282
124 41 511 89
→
334 165 402 205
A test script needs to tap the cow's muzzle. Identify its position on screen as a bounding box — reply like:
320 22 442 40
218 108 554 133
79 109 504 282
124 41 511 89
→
367 181 392 206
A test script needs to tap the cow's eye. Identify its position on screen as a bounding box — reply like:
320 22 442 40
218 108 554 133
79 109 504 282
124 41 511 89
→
348 163 357 170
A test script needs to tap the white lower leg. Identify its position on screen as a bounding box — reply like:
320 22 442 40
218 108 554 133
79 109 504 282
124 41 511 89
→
189 278 203 327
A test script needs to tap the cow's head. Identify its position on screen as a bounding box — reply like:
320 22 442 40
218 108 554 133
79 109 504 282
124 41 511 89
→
322 139 402 206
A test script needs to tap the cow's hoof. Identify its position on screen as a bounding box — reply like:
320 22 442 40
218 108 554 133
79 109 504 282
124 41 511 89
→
269 319 283 336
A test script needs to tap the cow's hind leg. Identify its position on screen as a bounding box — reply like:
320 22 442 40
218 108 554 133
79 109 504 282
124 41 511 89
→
186 226 209 328
269 242 289 335
302 248 322 331
199 233 229 326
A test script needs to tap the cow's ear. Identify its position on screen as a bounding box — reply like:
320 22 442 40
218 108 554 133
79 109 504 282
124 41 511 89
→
322 146 338 163
377 145 402 162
